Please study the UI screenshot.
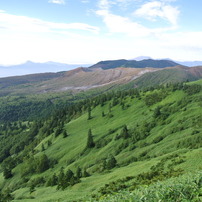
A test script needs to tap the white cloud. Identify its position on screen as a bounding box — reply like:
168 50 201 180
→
134 1 179 26
0 11 99 34
48 0 66 4
98 0 111 10
96 0 178 37
0 23 202 66
96 0 151 37
158 31 202 49
0 11 99 65
96 9 150 37
0 3 201 66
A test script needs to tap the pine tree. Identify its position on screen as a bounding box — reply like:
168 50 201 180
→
87 106 92 120
66 169 74 181
120 125 129 139
29 184 36 194
2 189 14 201
108 103 112 113
36 154 49 173
76 167 82 178
153 106 161 118
86 129 95 148
106 155 117 169
3 167 13 179
57 167 65 190
63 130 68 138
47 140 52 147
41 143 45 151
83 169 90 177
55 127 62 138
50 173 58 186
62 169 74 188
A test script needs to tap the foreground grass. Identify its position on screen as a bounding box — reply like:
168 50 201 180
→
90 171 202 202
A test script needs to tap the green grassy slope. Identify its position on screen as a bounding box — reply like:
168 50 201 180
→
0 81 202 201
90 59 179 69
131 67 202 88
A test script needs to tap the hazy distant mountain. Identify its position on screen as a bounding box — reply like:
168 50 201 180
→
176 61 202 67
132 56 152 61
0 61 91 78
152 57 202 67
90 59 179 70
132 56 202 67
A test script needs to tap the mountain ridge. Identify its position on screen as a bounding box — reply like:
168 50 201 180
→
1 65 202 96
89 59 180 69
0 61 91 78
1 58 202 78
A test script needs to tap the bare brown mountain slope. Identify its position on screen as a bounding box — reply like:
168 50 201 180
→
38 67 159 93
1 65 202 96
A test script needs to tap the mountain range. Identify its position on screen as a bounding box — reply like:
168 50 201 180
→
1 64 202 97
0 56 202 201
1 57 202 78
89 59 179 69
133 56 202 67
0 61 90 78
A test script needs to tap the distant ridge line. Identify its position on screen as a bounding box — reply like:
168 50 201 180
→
89 59 180 70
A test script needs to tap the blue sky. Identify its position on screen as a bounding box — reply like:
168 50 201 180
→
0 0 201 65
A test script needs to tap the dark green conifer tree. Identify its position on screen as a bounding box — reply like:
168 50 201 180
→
29 184 36 194
55 127 62 138
47 173 58 186
153 106 161 118
87 105 92 120
1 189 14 201
57 167 65 190
3 167 13 179
106 155 117 169
47 140 52 147
66 169 74 181
86 129 95 148
36 154 49 173
120 125 129 139
83 169 90 177
41 143 45 151
63 131 68 138
76 167 82 178
108 103 112 113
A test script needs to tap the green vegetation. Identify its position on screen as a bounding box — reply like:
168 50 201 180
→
1 65 202 124
90 59 179 69
91 171 202 201
131 68 202 88
0 80 202 201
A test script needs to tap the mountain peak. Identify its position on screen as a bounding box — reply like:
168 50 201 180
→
90 59 179 70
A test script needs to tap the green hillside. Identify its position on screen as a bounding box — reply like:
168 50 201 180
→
90 59 179 69
0 81 202 201
0 66 202 124
131 67 202 88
